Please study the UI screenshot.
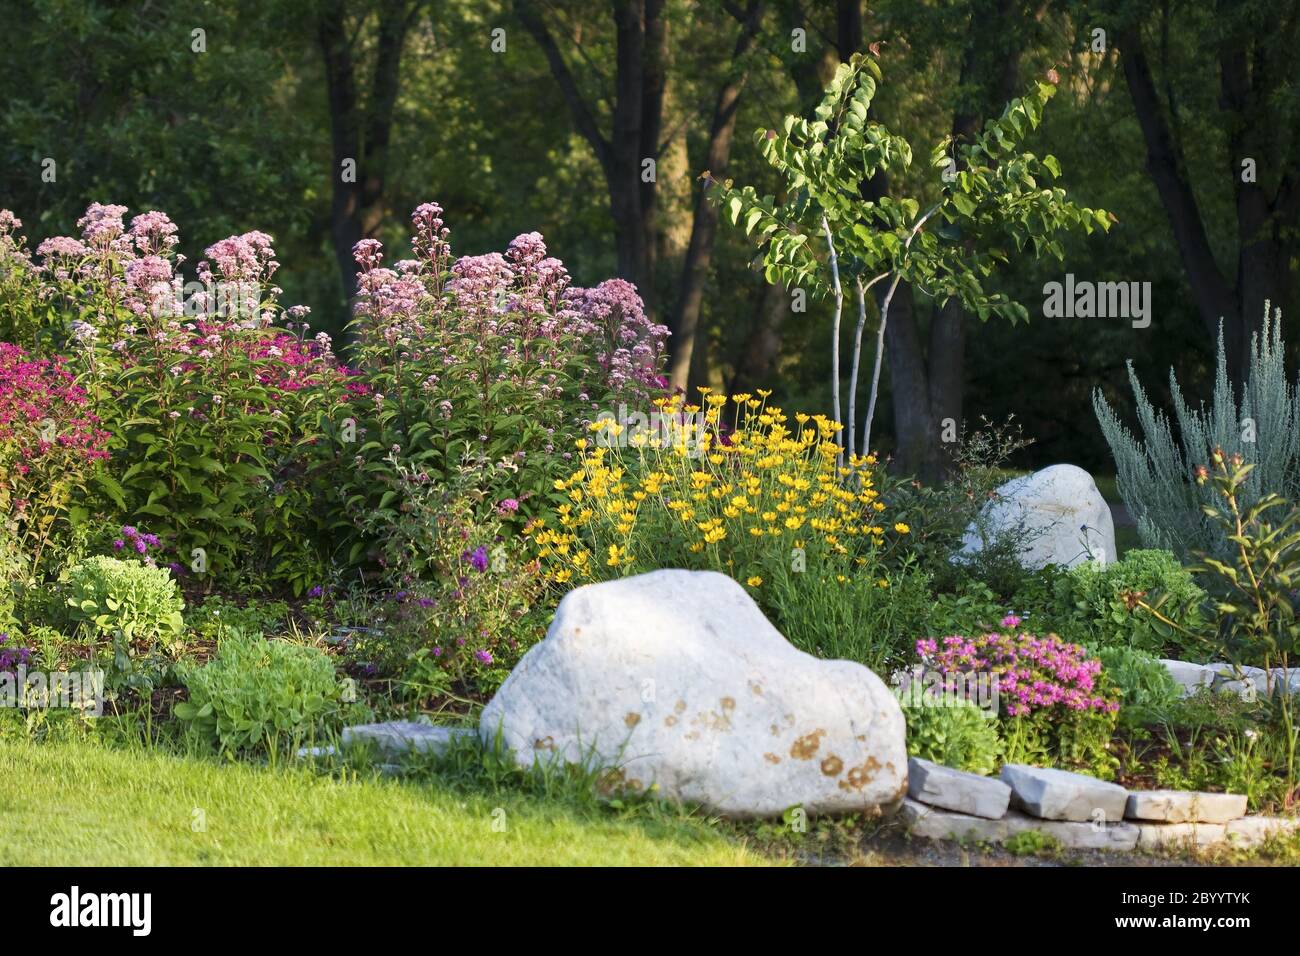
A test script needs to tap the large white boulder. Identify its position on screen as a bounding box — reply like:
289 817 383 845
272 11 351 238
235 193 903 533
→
958 464 1115 569
479 569 907 818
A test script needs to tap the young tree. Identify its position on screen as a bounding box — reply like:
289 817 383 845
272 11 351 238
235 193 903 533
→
715 55 1111 471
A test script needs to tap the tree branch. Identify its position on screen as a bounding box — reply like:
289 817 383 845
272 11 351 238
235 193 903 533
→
514 0 614 177
1118 24 1234 338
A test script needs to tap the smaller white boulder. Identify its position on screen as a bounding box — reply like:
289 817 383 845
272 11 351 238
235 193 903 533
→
958 464 1115 569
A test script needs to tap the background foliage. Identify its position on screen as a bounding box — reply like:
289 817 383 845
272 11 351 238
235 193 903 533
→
3 0 1292 475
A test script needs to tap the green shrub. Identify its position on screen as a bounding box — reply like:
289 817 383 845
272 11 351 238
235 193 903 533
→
883 416 1038 594
767 565 933 674
1059 549 1206 656
897 693 1003 776
1095 645 1181 727
63 555 185 695
1001 706 1119 779
1095 304 1300 562
64 555 184 642
342 471 548 698
185 596 292 641
174 631 341 756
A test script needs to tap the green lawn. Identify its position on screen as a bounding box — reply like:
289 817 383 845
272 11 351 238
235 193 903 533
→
0 740 768 866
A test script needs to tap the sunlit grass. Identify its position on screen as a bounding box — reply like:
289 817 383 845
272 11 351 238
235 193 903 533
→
0 739 768 866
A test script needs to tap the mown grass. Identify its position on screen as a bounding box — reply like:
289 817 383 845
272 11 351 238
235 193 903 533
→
0 738 769 866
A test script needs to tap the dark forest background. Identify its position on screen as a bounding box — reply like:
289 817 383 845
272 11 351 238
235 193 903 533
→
2 0 1296 478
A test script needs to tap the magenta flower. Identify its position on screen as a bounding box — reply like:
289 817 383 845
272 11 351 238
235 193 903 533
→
914 619 1118 718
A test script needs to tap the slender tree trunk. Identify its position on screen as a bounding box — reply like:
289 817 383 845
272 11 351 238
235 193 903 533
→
610 0 650 298
728 281 788 394
665 0 763 390
516 0 664 320
823 215 844 469
1118 25 1237 354
318 0 417 311
875 0 1029 481
639 0 667 317
1119 6 1299 379
318 0 363 305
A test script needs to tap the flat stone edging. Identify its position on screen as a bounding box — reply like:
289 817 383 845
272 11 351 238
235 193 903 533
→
1160 658 1300 699
899 761 1298 853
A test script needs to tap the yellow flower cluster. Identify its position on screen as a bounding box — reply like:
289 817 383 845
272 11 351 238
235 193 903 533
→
527 389 899 588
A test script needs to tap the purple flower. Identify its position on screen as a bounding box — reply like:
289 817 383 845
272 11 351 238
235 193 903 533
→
466 546 489 573
308 585 324 598
498 497 520 514
112 539 125 550
475 649 494 665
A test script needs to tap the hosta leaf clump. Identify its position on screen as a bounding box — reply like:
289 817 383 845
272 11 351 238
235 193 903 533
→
175 630 341 757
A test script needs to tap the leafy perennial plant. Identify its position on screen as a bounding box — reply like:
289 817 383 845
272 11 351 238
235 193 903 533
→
528 389 911 591
0 341 111 581
917 616 1120 776
330 204 669 570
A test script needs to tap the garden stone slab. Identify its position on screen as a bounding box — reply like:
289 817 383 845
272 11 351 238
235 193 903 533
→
1134 822 1226 851
1207 663 1283 699
1209 671 1300 699
1224 816 1300 849
907 757 1011 819
480 569 907 819
294 745 338 759
1159 660 1215 697
956 464 1115 570
325 626 382 647
1125 790 1247 824
341 722 477 758
1000 764 1128 822
899 798 1008 842
900 801 1139 850
1002 810 1139 851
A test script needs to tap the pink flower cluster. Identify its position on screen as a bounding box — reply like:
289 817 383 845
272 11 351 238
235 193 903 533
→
199 230 278 285
562 278 670 398
916 618 1118 718
242 332 335 392
0 343 110 473
350 202 669 404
